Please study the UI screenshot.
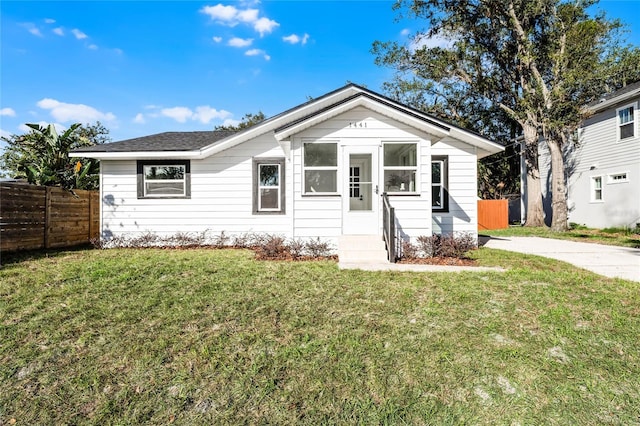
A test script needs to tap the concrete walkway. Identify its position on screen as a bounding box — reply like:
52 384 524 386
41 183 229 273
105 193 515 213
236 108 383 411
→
482 236 640 282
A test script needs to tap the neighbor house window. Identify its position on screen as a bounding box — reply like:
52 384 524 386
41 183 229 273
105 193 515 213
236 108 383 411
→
137 160 190 199
591 176 603 202
253 158 285 214
383 142 418 193
618 104 635 140
608 172 629 184
432 156 449 211
303 142 338 195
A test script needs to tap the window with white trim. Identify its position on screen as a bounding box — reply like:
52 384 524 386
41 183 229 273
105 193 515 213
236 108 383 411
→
253 158 285 214
137 160 190 199
618 104 635 140
303 142 338 194
608 172 628 184
383 142 418 194
591 176 603 202
432 156 449 211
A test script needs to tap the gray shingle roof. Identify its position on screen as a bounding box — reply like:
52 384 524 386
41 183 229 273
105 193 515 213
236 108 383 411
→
589 80 640 107
72 130 236 153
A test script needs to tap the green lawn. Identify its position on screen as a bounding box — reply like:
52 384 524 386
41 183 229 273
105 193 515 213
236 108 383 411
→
486 225 640 248
1 248 639 424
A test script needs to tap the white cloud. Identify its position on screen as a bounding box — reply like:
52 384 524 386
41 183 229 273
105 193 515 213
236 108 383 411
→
245 49 270 60
113 48 124 55
228 37 253 47
221 118 240 128
237 8 259 23
71 28 88 40
253 17 278 36
36 98 116 123
161 107 193 123
193 106 232 124
45 18 56 24
283 33 309 45
213 36 223 43
88 44 98 50
200 4 279 36
53 27 64 36
133 113 146 124
0 129 11 139
410 32 456 51
0 108 16 117
156 105 234 124
20 23 43 37
201 4 238 22
401 28 410 36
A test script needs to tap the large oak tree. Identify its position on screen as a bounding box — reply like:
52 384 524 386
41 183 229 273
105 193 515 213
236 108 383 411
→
373 0 638 230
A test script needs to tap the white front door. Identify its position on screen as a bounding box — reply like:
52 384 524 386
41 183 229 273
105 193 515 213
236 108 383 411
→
342 145 379 235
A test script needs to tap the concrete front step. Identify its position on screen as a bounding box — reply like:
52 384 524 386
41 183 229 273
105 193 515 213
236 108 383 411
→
338 235 389 263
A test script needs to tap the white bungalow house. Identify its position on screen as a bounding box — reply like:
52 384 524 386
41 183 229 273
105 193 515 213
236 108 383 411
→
73 84 504 260
522 81 640 229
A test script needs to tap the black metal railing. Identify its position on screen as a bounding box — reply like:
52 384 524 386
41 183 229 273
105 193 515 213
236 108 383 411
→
382 193 396 263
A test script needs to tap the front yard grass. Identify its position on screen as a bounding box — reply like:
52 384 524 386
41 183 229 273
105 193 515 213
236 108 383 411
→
1 248 639 424
486 225 640 248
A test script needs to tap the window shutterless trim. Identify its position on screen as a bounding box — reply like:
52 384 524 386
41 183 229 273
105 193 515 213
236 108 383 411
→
253 157 286 215
590 175 603 202
302 141 338 195
616 102 636 141
432 155 449 212
137 160 191 199
382 141 419 195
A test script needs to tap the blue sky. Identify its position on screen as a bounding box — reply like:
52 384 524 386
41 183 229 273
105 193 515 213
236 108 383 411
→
1 0 639 145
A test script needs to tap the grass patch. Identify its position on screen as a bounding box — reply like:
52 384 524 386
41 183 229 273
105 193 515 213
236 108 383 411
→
487 225 640 248
2 248 639 424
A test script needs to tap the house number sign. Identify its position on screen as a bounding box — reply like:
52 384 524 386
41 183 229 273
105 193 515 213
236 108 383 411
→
348 121 368 128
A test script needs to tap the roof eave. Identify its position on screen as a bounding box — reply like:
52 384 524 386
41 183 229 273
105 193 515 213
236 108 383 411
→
589 88 640 113
69 150 201 160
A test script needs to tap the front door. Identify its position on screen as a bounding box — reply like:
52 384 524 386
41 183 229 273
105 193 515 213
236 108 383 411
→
342 146 379 235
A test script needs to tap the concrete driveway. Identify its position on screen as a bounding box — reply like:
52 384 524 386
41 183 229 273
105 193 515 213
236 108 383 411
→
481 236 640 282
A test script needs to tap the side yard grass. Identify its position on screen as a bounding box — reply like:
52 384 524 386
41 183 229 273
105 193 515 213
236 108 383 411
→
487 225 640 248
1 247 639 424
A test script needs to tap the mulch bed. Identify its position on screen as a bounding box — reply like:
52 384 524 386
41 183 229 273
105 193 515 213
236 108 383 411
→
397 257 477 266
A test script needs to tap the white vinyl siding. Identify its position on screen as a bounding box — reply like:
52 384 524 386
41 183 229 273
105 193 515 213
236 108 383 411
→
431 139 478 237
99 105 485 245
100 134 292 240
560 95 640 228
292 107 434 241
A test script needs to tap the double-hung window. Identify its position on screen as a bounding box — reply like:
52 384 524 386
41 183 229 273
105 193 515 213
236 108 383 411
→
431 156 449 211
591 176 603 202
253 158 285 214
618 104 635 140
303 142 338 195
137 160 190 198
383 142 418 194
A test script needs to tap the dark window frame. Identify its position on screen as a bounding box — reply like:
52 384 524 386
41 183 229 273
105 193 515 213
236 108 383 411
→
136 160 191 199
253 157 286 215
431 155 449 212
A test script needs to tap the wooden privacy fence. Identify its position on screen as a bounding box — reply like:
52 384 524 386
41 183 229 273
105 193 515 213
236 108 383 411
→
1 182 99 252
478 199 509 231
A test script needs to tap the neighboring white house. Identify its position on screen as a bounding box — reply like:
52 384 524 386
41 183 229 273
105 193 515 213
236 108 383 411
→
73 84 503 255
522 81 640 229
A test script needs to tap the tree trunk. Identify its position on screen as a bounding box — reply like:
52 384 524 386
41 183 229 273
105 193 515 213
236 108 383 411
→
522 123 546 227
547 136 569 232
